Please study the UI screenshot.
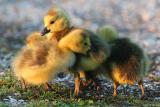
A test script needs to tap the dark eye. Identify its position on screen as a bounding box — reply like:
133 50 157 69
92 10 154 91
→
84 42 88 46
50 21 55 24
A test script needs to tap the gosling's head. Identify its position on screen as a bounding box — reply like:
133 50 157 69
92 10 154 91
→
41 7 70 36
97 25 118 43
26 32 45 48
59 29 91 54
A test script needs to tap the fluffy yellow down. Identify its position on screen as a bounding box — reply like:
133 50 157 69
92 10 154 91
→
12 29 91 85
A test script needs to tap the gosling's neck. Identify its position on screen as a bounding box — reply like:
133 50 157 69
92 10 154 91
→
46 32 57 41
47 27 74 41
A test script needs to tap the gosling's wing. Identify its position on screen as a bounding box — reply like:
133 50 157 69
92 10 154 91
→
32 44 49 66
87 30 110 63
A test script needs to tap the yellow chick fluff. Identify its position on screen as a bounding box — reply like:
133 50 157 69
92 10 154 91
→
11 29 91 88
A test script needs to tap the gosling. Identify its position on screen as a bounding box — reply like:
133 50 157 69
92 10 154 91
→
11 29 91 91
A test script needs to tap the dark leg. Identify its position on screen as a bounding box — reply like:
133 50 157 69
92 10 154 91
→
92 78 101 91
79 70 89 86
80 71 100 90
138 80 144 98
44 82 53 91
82 79 93 87
79 71 93 87
113 81 119 97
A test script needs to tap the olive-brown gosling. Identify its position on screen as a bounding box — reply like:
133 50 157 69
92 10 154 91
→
75 26 118 91
70 29 110 95
82 26 150 98
103 38 150 98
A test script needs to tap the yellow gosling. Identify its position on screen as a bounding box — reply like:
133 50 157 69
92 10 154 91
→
11 29 91 89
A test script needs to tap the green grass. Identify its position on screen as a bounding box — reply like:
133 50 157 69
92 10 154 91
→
0 102 8 107
0 71 160 107
154 77 160 81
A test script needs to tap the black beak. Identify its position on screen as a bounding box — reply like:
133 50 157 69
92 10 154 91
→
41 27 50 36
